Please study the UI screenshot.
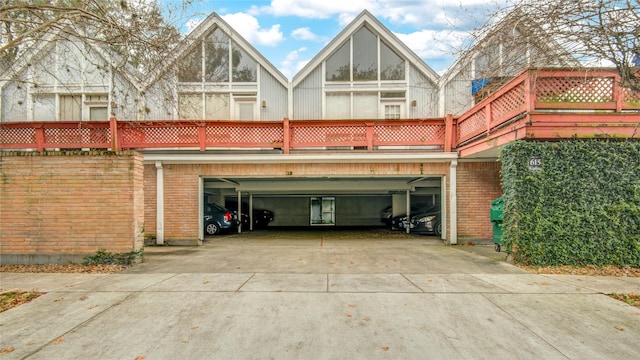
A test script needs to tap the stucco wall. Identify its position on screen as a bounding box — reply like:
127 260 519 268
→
0 151 144 264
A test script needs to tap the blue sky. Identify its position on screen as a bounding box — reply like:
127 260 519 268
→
158 0 508 79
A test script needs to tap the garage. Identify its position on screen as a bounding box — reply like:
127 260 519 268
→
202 176 443 232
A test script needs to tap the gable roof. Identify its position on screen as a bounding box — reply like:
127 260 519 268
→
439 8 580 86
142 12 289 91
0 20 143 92
291 10 440 87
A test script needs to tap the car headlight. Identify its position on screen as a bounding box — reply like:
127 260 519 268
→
416 215 436 224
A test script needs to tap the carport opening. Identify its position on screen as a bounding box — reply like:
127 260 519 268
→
201 176 442 234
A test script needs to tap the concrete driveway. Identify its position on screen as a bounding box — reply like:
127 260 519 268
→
1 229 639 359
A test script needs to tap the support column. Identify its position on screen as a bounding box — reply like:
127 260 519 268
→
405 190 411 234
449 160 458 245
249 193 254 231
155 161 164 245
237 191 242 233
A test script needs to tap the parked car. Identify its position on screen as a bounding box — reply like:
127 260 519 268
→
408 208 442 236
380 205 393 226
391 205 441 235
204 203 239 235
224 199 274 229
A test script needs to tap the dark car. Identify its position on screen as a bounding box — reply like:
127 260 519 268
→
380 205 393 226
408 208 442 236
391 205 441 235
224 200 274 229
204 203 239 235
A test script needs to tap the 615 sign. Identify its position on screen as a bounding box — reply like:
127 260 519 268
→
528 157 542 171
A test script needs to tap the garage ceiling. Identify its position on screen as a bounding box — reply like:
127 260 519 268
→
204 177 441 195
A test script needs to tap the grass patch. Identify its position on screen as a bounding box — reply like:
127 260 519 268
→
609 293 640 308
1 290 44 313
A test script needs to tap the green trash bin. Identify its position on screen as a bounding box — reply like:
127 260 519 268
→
490 197 504 252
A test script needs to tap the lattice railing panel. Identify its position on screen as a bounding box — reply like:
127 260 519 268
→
491 83 526 121
374 124 445 144
44 128 110 146
206 126 283 144
122 126 198 144
291 125 367 144
536 76 614 103
624 88 640 105
458 111 486 139
0 127 36 145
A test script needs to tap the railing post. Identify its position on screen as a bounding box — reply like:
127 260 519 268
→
35 124 45 152
365 121 374 151
525 69 536 113
444 114 453 152
485 102 492 134
613 73 624 112
109 117 121 151
198 124 206 151
283 117 290 154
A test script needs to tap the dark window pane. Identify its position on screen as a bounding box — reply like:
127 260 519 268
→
205 28 229 82
178 43 203 82
232 42 257 82
380 40 404 80
353 26 377 81
325 41 350 81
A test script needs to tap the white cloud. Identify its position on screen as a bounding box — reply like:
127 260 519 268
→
252 0 377 19
185 18 203 34
395 29 467 60
280 47 311 79
221 12 284 46
291 27 318 41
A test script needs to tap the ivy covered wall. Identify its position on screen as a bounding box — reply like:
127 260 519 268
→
500 140 640 266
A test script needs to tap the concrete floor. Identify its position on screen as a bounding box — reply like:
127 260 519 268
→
2 228 639 360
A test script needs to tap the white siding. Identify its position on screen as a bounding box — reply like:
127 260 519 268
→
293 66 322 120
259 67 288 120
409 64 438 118
1 82 28 121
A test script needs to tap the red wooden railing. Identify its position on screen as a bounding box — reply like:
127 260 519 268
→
1 117 450 153
2 69 638 154
456 68 640 146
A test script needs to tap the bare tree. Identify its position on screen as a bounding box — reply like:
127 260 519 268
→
0 0 187 77
475 0 639 92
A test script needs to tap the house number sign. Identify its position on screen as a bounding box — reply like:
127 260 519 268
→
528 157 542 171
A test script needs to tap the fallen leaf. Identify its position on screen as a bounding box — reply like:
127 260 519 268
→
1 347 15 354
348 304 356 308
52 337 64 345
381 346 389 351
345 313 352 318
54 297 63 302
614 325 624 331
182 339 189 344
540 282 550 286
363 317 371 321
202 280 209 284
79 295 88 301
191 326 199 330
135 356 146 360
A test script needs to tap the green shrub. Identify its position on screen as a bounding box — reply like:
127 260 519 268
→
83 248 143 266
500 140 640 267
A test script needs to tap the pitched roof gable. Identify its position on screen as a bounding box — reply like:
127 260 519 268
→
292 10 440 87
142 12 289 90
439 8 580 85
0 20 143 92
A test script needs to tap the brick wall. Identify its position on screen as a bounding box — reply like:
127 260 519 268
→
0 151 144 264
145 162 452 243
456 161 502 241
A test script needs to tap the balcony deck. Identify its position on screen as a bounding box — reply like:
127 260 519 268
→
1 69 638 158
